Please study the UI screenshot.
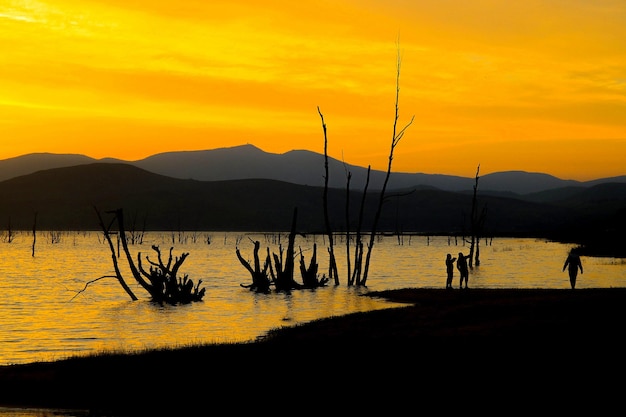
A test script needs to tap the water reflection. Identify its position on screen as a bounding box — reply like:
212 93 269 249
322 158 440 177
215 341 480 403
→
0 232 624 365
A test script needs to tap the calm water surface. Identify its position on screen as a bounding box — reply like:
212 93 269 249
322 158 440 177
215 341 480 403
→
0 231 624 367
1 231 626 416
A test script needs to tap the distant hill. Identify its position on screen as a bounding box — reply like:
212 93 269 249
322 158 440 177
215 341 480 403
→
0 153 96 181
0 163 625 259
1 144 625 195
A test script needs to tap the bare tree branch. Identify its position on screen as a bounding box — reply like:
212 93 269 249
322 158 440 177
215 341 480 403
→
68 275 119 302
362 42 414 285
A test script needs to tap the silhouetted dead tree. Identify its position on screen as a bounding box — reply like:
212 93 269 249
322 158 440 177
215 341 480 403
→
137 245 205 304
3 216 14 243
318 107 339 285
128 209 148 245
350 166 370 286
272 207 307 291
317 44 412 287
361 46 414 286
237 207 326 292
344 162 352 284
237 239 272 293
467 165 487 267
299 243 329 288
31 212 37 257
93 206 137 301
96 207 205 304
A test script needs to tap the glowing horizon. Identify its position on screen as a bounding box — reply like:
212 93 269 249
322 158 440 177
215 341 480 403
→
1 0 625 181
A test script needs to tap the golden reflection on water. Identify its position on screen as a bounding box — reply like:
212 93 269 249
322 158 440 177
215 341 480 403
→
0 231 624 365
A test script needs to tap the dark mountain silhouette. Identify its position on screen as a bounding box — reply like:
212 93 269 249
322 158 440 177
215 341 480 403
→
131 146 480 192
0 163 624 258
0 153 96 181
1 144 624 194
0 163 327 232
478 171 581 194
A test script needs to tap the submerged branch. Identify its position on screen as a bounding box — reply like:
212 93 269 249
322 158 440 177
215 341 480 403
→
69 275 119 302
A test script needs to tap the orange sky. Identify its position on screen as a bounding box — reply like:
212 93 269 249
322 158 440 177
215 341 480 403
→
1 0 625 181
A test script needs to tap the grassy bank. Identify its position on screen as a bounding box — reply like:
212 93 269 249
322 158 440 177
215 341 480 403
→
1 288 625 415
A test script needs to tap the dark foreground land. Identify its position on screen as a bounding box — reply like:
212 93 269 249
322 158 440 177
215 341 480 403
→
1 288 625 416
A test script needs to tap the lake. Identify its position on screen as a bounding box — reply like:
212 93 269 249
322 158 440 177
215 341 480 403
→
1 230 624 366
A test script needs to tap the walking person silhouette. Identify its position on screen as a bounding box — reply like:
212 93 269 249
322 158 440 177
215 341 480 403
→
457 252 470 289
563 248 583 289
445 253 457 289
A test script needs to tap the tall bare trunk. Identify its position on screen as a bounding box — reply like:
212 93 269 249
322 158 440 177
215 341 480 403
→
345 169 352 284
469 165 483 268
362 47 414 286
94 207 138 300
31 212 37 257
352 166 370 286
318 106 339 285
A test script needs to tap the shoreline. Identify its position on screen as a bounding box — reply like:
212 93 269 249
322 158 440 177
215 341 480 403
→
1 287 625 414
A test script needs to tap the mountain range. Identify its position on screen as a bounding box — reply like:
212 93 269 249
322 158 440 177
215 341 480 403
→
1 144 625 195
0 144 624 256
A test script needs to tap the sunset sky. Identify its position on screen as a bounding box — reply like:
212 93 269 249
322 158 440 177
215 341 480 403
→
1 0 625 181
